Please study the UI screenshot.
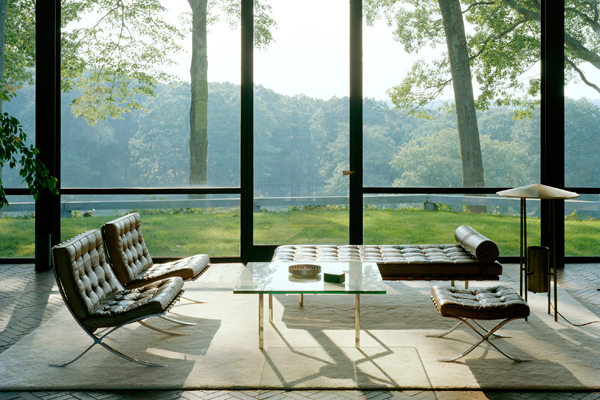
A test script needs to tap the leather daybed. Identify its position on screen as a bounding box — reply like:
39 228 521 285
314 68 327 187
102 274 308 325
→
272 225 503 281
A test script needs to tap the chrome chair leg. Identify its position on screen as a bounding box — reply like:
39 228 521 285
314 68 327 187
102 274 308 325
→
159 315 196 326
99 341 167 367
51 323 169 368
181 295 206 304
50 341 98 368
139 320 188 336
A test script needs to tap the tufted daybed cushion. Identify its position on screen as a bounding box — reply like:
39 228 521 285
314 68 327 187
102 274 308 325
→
102 213 211 289
431 285 530 320
271 226 502 281
52 229 184 332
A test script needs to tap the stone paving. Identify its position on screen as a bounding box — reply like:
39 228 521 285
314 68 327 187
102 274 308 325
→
1 262 599 400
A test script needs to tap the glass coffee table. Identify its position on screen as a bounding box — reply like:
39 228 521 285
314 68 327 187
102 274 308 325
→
233 262 386 349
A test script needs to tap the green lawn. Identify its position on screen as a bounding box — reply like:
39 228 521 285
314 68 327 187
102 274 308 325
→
1 208 598 258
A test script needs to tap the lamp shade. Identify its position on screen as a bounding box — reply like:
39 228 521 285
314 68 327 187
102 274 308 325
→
496 184 579 200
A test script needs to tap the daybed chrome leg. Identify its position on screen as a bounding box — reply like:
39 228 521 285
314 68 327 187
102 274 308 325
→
139 320 188 336
433 316 530 363
159 315 196 326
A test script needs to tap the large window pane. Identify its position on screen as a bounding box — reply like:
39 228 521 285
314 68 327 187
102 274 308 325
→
363 3 540 189
0 3 36 258
60 2 240 188
60 195 240 258
253 0 349 245
2 2 36 190
564 1 600 256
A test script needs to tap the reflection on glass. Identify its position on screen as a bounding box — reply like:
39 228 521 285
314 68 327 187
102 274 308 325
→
253 0 349 244
234 262 386 294
60 195 240 257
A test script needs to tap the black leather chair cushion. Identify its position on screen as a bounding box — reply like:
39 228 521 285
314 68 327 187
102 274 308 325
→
53 229 123 321
127 254 210 288
102 213 153 286
82 277 184 331
102 213 210 289
431 285 530 320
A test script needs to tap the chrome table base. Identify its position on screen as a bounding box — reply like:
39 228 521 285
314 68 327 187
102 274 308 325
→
258 293 362 349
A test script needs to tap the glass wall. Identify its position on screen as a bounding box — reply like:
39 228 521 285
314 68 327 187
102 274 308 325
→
60 1 240 189
253 0 350 245
564 1 600 256
57 1 242 258
4 2 590 262
361 1 541 255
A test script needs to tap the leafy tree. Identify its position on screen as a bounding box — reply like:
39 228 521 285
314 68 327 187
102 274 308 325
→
565 97 600 187
0 0 188 204
391 128 528 188
365 1 600 191
187 0 276 190
129 83 191 187
60 0 186 124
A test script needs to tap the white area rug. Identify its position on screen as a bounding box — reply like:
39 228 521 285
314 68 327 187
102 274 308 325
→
1 264 599 390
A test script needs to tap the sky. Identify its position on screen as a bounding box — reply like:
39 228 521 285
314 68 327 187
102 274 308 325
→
161 1 596 102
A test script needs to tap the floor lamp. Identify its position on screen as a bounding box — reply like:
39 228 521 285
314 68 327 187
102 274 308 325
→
497 184 579 322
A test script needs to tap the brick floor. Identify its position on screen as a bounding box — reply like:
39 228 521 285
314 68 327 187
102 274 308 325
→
1 263 599 400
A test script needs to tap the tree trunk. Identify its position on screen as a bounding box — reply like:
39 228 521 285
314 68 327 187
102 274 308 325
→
438 0 486 213
188 0 208 192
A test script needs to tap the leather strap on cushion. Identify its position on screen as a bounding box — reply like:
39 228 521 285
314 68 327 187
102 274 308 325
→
102 213 153 286
52 230 123 321
454 225 499 263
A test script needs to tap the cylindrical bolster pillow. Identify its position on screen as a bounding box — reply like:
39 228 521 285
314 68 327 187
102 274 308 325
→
454 225 499 263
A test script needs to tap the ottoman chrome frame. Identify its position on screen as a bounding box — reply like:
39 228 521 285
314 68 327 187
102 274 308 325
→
428 316 530 362
429 285 531 363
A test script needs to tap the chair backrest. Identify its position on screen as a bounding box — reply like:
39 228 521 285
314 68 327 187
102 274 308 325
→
52 229 123 321
101 213 154 286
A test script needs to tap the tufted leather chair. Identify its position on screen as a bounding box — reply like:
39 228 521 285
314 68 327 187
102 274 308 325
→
52 229 186 367
101 213 211 289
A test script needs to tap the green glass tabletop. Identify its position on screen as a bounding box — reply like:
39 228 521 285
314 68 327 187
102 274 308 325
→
233 262 386 294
